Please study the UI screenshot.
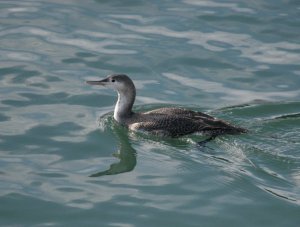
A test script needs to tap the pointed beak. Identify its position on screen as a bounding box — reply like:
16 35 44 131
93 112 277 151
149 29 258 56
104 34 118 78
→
86 77 109 86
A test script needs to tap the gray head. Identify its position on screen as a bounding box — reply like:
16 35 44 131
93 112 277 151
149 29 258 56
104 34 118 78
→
86 74 135 94
87 74 136 121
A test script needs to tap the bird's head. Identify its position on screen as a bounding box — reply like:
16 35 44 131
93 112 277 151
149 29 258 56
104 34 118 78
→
86 74 135 93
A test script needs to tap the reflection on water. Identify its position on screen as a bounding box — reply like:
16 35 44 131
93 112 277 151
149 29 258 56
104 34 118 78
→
89 123 137 177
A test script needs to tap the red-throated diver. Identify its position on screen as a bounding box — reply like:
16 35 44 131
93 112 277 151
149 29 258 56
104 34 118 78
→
86 74 247 138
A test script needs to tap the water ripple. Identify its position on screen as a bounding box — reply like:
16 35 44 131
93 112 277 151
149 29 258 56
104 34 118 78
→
0 26 137 55
0 0 300 225
163 72 300 102
183 0 255 13
109 16 300 64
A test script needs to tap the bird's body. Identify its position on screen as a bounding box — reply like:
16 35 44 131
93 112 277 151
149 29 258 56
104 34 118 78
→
121 107 245 137
86 74 247 138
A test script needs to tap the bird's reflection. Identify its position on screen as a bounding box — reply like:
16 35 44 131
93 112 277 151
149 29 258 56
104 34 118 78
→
89 125 137 177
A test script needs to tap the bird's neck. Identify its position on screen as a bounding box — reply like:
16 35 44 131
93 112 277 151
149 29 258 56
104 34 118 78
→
114 90 135 123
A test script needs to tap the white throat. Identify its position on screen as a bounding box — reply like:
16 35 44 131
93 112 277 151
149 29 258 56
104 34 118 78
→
114 92 130 122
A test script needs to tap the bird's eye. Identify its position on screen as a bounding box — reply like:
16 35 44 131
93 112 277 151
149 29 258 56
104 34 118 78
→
112 79 115 82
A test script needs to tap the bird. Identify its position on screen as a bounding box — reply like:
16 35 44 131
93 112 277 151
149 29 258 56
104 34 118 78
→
86 74 247 139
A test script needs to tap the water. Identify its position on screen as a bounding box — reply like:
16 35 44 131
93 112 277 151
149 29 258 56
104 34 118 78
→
1 0 300 226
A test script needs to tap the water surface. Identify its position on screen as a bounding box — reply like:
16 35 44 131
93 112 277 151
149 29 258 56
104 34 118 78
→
1 0 300 226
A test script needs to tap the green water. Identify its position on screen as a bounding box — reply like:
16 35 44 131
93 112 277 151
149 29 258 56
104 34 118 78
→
1 0 300 226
